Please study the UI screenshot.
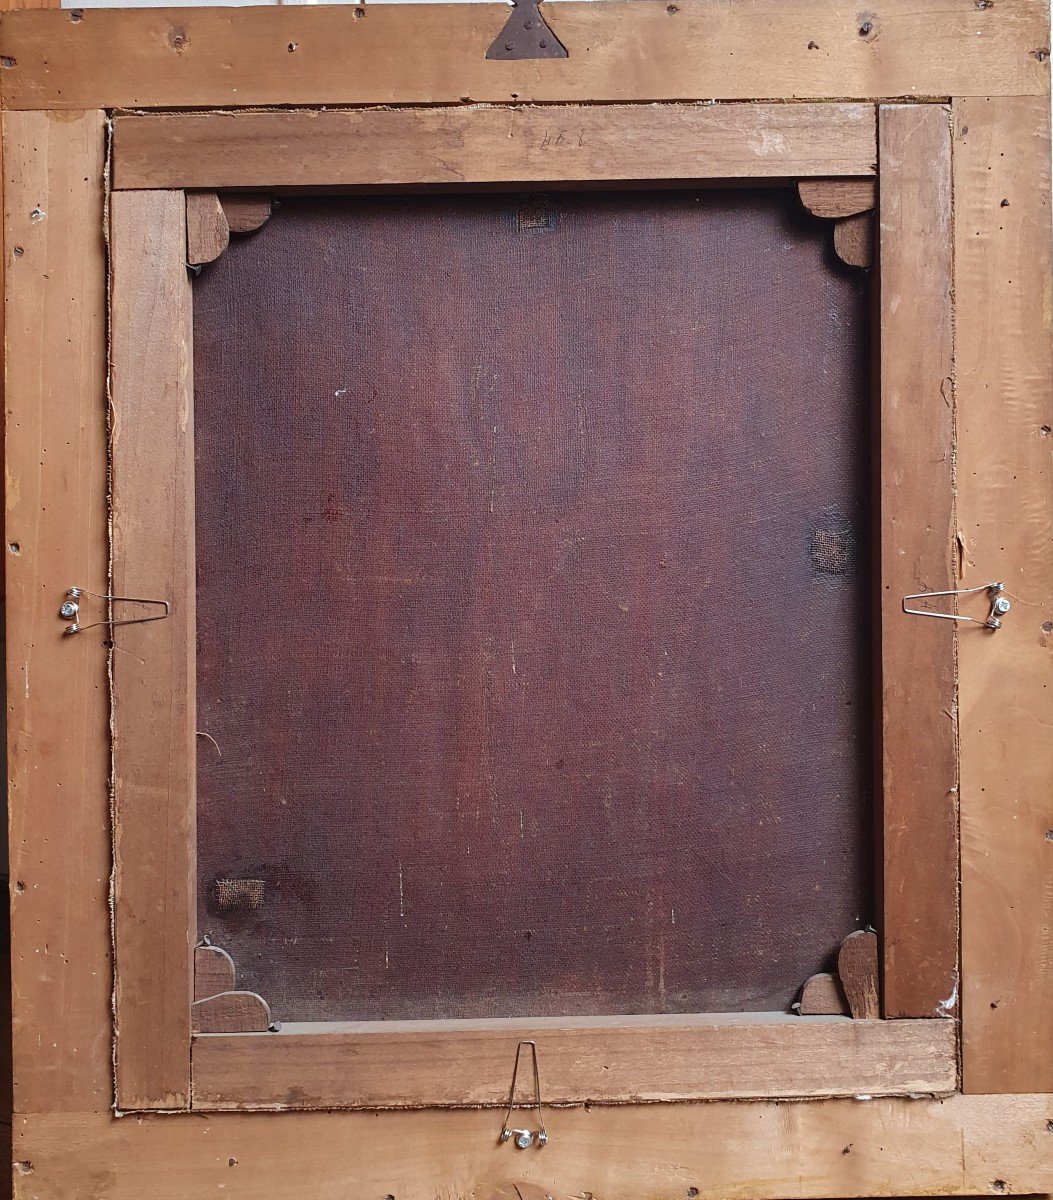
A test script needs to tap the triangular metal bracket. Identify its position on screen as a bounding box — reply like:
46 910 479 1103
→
486 0 568 60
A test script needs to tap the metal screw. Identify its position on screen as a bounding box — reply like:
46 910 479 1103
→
59 600 78 620
993 596 1011 616
514 1130 534 1150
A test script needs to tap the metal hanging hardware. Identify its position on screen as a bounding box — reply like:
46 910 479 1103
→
902 581 1010 631
498 1040 548 1149
59 586 170 636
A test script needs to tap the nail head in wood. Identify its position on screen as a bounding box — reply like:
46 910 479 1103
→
839 930 881 1019
486 0 568 60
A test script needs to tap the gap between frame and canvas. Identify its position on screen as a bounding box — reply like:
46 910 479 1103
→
101 99 965 1115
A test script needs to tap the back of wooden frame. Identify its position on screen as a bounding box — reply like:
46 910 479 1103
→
2 4 1051 1194
103 101 962 1113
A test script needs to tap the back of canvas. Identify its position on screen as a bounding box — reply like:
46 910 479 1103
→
192 190 872 1023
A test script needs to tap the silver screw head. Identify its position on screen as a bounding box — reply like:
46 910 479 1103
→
59 600 78 620
514 1130 534 1150
993 596 1011 615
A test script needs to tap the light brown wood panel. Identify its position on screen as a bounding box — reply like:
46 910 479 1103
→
110 189 195 1110
111 105 877 190
876 104 959 1020
4 109 110 1114
0 0 1048 111
12 1095 1053 1199
954 96 1053 1094
191 1015 956 1110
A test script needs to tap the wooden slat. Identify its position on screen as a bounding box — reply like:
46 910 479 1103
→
194 946 235 1002
0 0 1048 111
4 109 111 1113
798 178 876 218
110 189 195 1110
954 96 1053 1093
185 190 228 265
798 973 849 1016
191 993 271 1035
111 105 877 191
191 1015 956 1109
219 193 272 234
876 105 958 1020
833 211 873 268
12 1095 1053 1200
839 931 880 1019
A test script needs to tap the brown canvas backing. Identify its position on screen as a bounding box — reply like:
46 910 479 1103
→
193 189 872 1022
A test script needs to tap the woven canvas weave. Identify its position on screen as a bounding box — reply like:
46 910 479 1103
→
194 190 873 1022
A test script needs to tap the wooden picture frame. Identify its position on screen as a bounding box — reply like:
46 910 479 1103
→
103 100 960 1114
3 3 1051 1195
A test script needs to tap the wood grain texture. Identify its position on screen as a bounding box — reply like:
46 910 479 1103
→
219 193 272 234
185 191 228 265
14 1095 1053 1199
839 931 880 1019
833 212 873 268
798 972 850 1016
111 105 877 191
954 96 1053 1094
190 1015 956 1109
194 946 235 1002
876 105 959 1020
110 190 195 1110
4 109 110 1114
798 178 877 218
191 993 272 1035
0 0 1047 110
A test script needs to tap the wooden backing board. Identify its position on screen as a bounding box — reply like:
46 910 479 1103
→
0 0 1048 110
190 1015 956 1110
110 105 878 190
954 96 1053 1094
875 104 959 1020
3 108 111 1114
110 189 195 1110
12 1095 1053 1200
